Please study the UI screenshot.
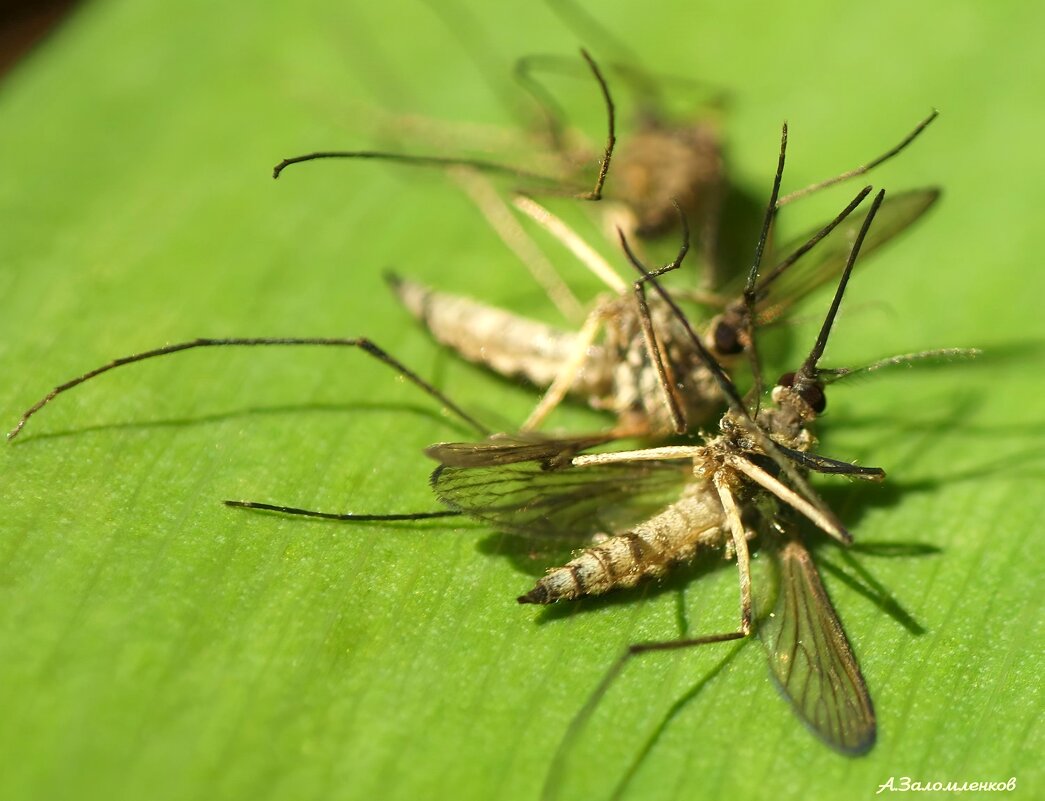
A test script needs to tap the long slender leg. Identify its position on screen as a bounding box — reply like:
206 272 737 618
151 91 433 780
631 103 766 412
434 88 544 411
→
416 0 533 133
741 124 788 410
275 49 615 201
576 49 616 201
512 48 617 199
713 475 754 635
726 453 850 545
223 499 460 522
8 337 489 439
632 278 686 434
521 304 608 431
273 149 560 183
625 208 693 434
570 445 703 467
539 479 754 800
449 168 585 322
697 184 725 293
513 196 627 292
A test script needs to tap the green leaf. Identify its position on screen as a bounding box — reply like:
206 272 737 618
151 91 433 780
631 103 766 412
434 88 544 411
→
1 1 1040 800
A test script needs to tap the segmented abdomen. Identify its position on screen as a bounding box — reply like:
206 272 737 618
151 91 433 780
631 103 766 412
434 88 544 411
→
389 274 612 395
518 483 725 604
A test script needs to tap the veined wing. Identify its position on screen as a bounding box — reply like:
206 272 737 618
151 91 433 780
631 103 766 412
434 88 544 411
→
430 439 690 539
756 188 939 324
425 432 620 468
757 524 876 754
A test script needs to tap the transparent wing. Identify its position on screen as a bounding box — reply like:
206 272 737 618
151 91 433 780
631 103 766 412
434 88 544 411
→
757 526 876 754
756 188 940 324
425 431 620 468
431 449 690 539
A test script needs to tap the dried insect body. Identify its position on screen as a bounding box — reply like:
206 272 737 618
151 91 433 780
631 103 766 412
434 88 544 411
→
390 183 940 437
611 110 724 242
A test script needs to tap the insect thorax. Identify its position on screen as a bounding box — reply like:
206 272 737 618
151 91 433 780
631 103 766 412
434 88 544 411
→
760 387 820 452
601 294 723 434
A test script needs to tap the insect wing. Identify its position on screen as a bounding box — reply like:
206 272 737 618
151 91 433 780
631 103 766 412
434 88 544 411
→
757 188 940 324
757 532 876 754
431 456 689 540
425 432 619 468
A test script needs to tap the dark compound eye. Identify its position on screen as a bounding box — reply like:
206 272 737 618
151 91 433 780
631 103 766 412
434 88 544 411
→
775 372 826 413
712 320 743 356
801 383 827 413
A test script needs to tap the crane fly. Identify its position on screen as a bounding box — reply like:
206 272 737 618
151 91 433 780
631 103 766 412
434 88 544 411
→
270 37 938 440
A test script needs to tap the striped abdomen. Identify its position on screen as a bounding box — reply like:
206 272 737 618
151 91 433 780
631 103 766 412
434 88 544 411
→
518 482 725 604
388 274 612 396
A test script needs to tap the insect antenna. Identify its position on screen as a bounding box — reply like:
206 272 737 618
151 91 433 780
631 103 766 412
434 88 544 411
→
627 202 692 433
739 123 788 411
818 347 982 385
8 337 490 440
789 189 888 403
274 49 617 203
777 110 938 206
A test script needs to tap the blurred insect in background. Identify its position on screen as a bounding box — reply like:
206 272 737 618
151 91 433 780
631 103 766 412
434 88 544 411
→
275 1 937 294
